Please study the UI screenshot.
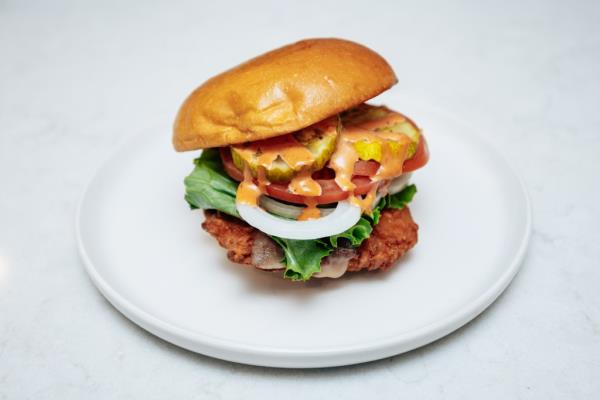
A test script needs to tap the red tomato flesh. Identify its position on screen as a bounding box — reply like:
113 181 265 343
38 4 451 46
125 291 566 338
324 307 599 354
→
219 134 429 205
402 136 429 172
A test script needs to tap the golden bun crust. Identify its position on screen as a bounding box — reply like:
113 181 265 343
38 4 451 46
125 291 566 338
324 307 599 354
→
173 38 397 151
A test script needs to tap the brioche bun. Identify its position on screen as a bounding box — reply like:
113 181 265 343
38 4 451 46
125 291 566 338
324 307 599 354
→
173 38 397 151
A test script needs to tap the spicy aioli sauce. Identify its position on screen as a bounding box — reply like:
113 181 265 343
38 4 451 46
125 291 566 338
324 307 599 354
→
234 135 314 170
348 185 379 215
298 197 320 221
374 136 410 180
237 165 262 206
234 133 324 219
235 110 415 219
289 167 322 196
328 112 412 213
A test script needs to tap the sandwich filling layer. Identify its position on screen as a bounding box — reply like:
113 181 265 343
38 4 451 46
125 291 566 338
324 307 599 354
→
183 104 428 280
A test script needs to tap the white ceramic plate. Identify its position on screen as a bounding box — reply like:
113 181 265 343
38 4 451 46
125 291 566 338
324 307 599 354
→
77 101 531 368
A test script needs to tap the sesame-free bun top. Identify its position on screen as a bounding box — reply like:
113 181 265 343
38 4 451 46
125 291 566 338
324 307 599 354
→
173 38 397 151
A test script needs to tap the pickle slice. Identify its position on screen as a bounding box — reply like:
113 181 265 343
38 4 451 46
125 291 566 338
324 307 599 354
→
374 120 420 158
294 118 340 171
353 140 405 162
340 103 390 126
342 104 421 160
231 148 295 182
230 117 339 183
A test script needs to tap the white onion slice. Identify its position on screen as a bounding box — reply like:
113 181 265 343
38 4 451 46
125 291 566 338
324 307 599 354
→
372 173 412 211
259 196 335 220
388 172 412 195
237 199 361 240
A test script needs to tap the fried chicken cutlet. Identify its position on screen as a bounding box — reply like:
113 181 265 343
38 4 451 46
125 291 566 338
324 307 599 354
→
202 207 418 276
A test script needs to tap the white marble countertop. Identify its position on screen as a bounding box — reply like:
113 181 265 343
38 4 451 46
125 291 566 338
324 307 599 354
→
1 0 599 398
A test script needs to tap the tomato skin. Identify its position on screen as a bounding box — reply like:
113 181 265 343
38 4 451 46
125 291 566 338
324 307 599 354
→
266 176 375 205
220 148 376 204
220 147 244 181
353 160 379 176
402 136 429 172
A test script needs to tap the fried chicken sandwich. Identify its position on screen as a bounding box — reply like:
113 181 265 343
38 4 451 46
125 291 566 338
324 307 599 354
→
173 38 429 281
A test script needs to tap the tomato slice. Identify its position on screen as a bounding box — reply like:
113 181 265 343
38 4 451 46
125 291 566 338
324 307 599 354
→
220 147 244 181
403 135 429 172
344 137 429 175
266 176 375 205
219 134 429 205
353 160 379 176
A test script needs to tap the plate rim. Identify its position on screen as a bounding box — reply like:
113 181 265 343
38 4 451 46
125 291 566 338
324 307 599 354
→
75 104 532 368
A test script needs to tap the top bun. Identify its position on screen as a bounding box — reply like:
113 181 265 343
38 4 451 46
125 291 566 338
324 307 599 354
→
173 38 397 151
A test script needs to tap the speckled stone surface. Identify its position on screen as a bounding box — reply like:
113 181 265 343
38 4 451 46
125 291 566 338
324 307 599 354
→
1 1 599 399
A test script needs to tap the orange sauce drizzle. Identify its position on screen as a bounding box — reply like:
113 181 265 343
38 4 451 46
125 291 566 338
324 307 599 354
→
374 138 410 180
287 167 323 221
328 111 412 214
298 197 320 221
349 185 378 215
328 129 361 192
236 165 262 206
256 166 268 192
234 110 413 219
233 134 314 170
289 167 322 197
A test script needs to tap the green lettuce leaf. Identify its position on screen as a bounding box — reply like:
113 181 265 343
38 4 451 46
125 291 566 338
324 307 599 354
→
274 185 417 280
327 183 417 246
370 184 417 224
387 184 417 209
184 149 240 218
328 216 373 248
182 151 418 281
271 237 333 281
